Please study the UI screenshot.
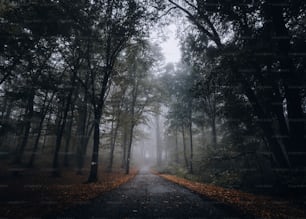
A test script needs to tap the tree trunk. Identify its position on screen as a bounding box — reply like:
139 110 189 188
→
63 115 73 167
0 97 13 148
211 116 217 146
265 0 306 167
76 104 87 174
243 82 290 168
125 119 135 174
42 112 52 151
125 67 138 174
14 90 34 164
52 92 73 177
87 113 101 182
155 114 162 166
175 129 179 164
28 89 55 167
108 118 120 172
28 113 45 167
182 126 189 169
188 121 193 174
285 87 305 167
121 124 128 169
52 111 64 177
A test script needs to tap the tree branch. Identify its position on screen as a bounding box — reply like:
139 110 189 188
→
168 0 223 48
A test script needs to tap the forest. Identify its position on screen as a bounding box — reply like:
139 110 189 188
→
1 0 306 218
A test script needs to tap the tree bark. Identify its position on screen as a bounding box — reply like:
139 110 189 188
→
87 112 101 182
265 0 306 167
242 80 290 168
182 126 189 169
211 113 217 146
155 114 162 166
108 117 120 172
121 123 128 169
76 102 88 174
175 129 179 164
29 90 56 167
125 122 135 175
14 90 34 164
28 113 45 168
63 114 74 167
188 119 193 174
52 89 74 177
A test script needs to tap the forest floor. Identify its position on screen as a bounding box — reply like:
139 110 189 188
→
155 172 306 219
0 166 137 218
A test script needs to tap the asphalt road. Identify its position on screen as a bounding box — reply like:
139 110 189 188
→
46 168 253 219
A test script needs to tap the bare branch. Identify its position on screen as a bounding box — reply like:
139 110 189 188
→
183 0 198 11
168 0 223 48
157 6 177 19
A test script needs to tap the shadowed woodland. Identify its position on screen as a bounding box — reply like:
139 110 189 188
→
1 0 306 218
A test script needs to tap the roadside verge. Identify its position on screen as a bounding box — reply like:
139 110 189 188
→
153 171 306 219
0 169 138 218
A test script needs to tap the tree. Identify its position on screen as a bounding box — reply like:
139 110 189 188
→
164 65 196 173
105 79 128 172
0 0 161 180
123 42 163 174
67 0 152 182
167 0 306 169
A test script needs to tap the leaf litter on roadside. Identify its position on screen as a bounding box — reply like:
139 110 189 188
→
156 173 306 219
0 169 138 218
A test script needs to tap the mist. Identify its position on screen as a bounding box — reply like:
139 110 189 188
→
1 1 306 218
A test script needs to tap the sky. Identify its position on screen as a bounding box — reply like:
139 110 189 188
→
156 24 181 64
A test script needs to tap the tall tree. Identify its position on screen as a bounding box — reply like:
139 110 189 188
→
77 0 154 182
167 0 306 169
120 41 163 174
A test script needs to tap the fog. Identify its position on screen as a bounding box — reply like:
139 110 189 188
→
131 112 167 169
1 1 306 218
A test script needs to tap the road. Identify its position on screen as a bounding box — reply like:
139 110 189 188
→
46 168 252 219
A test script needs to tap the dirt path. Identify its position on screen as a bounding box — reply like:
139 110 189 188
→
46 167 252 219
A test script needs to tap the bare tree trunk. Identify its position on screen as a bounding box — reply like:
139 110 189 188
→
175 129 179 164
125 122 135 175
52 109 64 177
121 124 128 169
0 97 12 148
125 65 138 175
14 90 34 164
76 104 88 174
188 121 193 174
87 111 101 182
52 90 73 177
108 118 120 172
28 114 45 167
242 80 290 168
41 111 52 152
211 116 217 146
76 126 93 175
155 114 162 166
264 0 306 167
182 126 188 169
64 114 74 167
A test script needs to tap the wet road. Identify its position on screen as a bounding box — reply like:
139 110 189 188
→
47 168 252 219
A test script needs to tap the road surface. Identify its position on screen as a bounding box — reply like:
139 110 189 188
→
46 168 252 219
